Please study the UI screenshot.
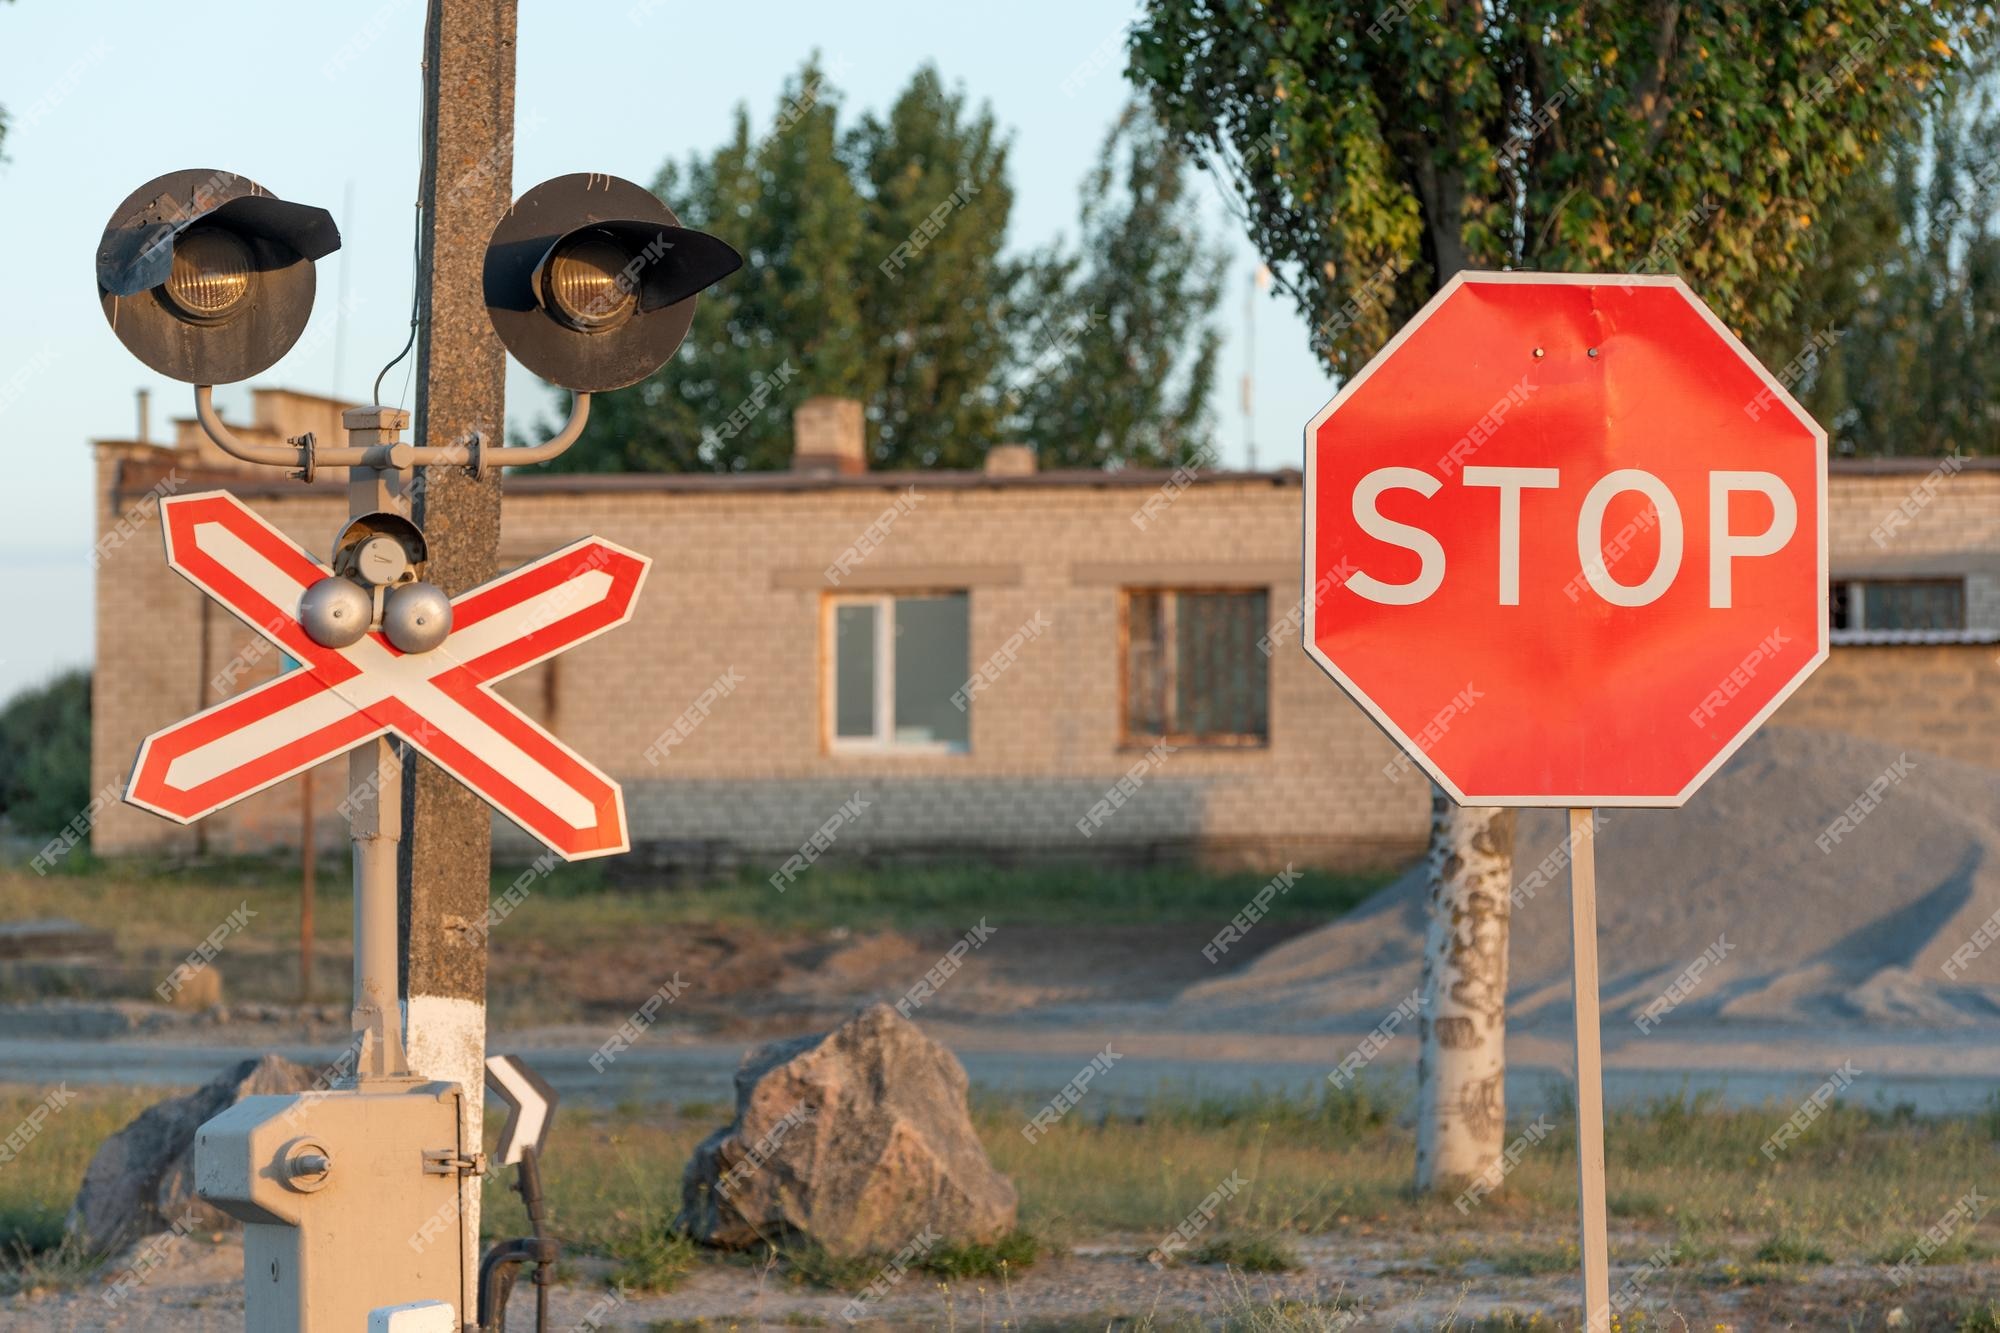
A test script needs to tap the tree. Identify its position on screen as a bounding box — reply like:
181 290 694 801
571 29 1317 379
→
1130 0 1990 1193
0 669 91 837
549 58 868 473
550 62 1225 473
1008 105 1225 468
1784 73 2000 455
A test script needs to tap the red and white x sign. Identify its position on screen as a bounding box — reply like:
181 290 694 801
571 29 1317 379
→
125 491 648 860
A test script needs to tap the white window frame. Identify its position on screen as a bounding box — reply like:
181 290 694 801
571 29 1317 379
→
823 593 969 756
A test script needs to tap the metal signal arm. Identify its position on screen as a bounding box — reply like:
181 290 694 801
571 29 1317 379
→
192 385 591 477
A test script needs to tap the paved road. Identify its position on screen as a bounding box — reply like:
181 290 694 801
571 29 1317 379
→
5 1020 1996 1114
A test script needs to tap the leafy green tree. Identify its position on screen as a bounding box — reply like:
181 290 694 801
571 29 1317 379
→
1008 105 1225 468
551 61 1224 472
1786 74 2000 455
1130 0 1989 1193
550 58 866 473
848 66 1021 468
0 669 91 837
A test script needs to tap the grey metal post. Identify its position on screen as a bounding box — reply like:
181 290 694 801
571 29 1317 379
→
344 414 413 1080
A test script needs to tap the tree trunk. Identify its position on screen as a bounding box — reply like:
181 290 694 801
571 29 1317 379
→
1414 786 1514 1193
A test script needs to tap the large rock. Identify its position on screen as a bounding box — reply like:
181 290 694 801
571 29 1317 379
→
678 1003 1017 1256
68 1054 318 1257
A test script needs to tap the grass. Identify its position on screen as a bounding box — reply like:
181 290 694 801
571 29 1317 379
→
1188 1232 1301 1272
3 1081 1999 1324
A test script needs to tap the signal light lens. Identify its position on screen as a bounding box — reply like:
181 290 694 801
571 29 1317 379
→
543 236 637 332
162 227 255 323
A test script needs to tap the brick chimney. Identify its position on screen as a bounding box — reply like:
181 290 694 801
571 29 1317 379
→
792 396 866 474
984 444 1037 477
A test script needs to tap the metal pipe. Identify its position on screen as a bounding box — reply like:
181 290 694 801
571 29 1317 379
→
350 735 407 1079
472 391 590 473
194 384 306 468
193 385 588 475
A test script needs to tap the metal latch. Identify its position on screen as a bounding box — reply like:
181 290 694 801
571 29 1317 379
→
423 1148 486 1178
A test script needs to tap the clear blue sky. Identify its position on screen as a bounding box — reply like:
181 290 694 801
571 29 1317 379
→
0 0 1336 702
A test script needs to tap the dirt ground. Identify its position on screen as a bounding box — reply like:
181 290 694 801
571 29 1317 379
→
7 1228 1996 1331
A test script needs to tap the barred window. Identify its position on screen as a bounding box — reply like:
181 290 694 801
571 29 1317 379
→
1122 589 1269 746
1831 578 1965 632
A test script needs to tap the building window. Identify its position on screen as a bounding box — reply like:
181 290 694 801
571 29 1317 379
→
826 593 971 753
1831 578 1966 633
1122 589 1269 747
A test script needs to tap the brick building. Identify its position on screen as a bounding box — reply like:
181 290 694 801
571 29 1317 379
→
89 389 2000 870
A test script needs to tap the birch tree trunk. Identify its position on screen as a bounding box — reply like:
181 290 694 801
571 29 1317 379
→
1414 786 1515 1193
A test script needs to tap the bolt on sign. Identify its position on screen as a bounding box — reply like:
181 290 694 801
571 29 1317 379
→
1301 271 1827 1330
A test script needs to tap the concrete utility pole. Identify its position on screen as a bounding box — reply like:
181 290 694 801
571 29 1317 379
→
400 0 519 1318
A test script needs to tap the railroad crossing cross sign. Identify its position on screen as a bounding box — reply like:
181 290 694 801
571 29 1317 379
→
125 490 647 858
1305 271 1828 807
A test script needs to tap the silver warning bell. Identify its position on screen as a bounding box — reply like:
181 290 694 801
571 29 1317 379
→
299 577 372 648
382 582 452 654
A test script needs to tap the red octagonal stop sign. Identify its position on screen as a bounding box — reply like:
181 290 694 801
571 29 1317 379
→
1305 272 1827 807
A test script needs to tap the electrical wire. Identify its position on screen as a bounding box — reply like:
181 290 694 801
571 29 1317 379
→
372 0 438 408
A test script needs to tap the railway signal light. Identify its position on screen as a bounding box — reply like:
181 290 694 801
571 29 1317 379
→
483 172 741 393
95 169 340 384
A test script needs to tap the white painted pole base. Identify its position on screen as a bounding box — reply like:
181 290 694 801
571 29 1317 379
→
368 1300 457 1332
1567 808 1611 1332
